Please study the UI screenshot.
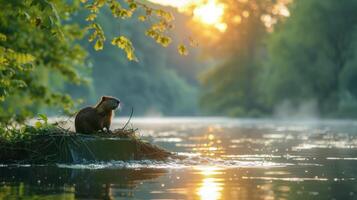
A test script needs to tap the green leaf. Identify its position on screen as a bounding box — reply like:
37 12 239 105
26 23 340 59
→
138 15 147 22
159 36 171 47
88 31 97 42
35 121 42 129
95 0 106 7
94 39 104 51
155 10 174 21
129 2 137 10
38 113 48 122
7 51 35 64
177 44 188 56
0 33 7 41
86 14 97 21
111 36 138 61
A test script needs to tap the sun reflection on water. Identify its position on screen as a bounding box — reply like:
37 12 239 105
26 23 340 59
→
197 178 223 200
190 126 227 157
195 167 224 200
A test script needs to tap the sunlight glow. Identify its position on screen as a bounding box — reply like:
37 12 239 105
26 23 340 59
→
196 166 222 176
148 0 193 8
193 0 227 32
195 167 223 200
193 0 223 25
149 0 291 33
197 178 223 200
149 0 227 32
208 134 215 140
273 2 290 17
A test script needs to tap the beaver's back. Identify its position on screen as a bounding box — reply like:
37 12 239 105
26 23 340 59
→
75 107 103 134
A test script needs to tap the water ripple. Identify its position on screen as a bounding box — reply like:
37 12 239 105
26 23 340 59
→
56 155 293 170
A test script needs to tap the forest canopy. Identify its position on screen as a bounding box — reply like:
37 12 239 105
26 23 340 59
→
196 0 357 118
0 0 196 124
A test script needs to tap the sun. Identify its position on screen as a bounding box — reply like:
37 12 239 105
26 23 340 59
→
148 0 227 32
193 0 226 31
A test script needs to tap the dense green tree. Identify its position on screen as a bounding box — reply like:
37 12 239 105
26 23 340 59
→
263 0 357 117
198 0 283 116
0 0 87 122
0 0 193 124
199 0 357 118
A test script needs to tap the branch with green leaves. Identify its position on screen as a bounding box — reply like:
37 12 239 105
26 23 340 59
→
82 0 188 61
0 0 189 124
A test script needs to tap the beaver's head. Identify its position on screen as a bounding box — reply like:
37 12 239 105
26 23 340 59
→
99 96 120 111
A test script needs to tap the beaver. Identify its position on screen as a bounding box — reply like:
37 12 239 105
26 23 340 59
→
75 96 120 134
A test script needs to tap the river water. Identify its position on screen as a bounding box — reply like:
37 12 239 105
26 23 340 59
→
1 117 357 200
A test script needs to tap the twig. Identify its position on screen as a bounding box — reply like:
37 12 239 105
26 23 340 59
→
122 107 134 130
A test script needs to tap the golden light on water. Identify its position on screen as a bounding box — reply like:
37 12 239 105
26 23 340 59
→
195 166 224 200
208 134 215 140
198 178 223 200
196 166 222 176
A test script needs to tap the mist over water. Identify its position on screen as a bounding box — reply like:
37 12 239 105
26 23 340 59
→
1 117 357 199
273 99 320 119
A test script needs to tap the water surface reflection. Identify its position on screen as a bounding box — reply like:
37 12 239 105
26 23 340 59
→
1 118 357 199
